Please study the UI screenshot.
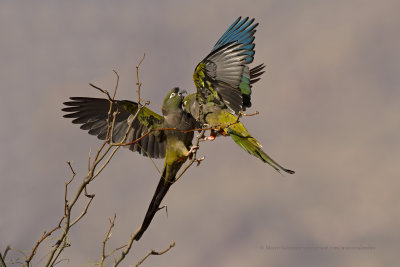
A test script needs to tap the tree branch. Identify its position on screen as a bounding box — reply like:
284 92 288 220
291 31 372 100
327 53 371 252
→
135 240 175 267
99 214 117 267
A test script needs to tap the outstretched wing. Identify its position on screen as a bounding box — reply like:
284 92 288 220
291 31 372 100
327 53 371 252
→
193 17 261 114
243 63 266 108
62 97 167 158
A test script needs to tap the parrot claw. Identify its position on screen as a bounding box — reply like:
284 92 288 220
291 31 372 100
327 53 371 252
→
201 135 216 142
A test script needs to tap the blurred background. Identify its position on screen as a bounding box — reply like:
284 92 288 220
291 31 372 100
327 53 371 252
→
1 0 399 266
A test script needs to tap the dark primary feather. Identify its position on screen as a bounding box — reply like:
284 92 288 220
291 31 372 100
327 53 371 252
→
242 63 266 108
193 17 260 114
62 97 167 159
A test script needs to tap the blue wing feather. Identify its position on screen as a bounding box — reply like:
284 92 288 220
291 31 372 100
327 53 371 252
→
212 17 258 64
194 17 264 112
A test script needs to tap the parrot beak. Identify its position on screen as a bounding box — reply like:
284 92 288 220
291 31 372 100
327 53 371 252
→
179 89 187 100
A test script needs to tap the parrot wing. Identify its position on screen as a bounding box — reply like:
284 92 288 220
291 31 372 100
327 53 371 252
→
193 17 261 113
62 97 167 158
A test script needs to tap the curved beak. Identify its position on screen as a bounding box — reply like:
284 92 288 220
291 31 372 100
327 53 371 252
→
179 89 187 100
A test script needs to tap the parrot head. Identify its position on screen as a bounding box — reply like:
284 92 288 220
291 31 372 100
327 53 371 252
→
162 87 186 115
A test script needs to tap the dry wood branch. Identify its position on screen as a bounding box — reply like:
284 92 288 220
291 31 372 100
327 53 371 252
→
239 110 259 117
3 247 26 266
135 240 175 267
25 218 64 266
69 193 94 227
112 227 141 266
44 70 133 267
45 62 153 266
175 129 206 182
23 54 200 267
24 161 73 266
0 252 7 267
113 130 206 265
136 53 145 104
2 246 10 260
99 214 117 267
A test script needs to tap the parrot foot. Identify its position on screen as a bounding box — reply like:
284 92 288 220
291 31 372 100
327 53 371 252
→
201 135 216 142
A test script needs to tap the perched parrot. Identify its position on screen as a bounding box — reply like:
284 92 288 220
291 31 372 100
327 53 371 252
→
185 17 294 174
62 87 196 240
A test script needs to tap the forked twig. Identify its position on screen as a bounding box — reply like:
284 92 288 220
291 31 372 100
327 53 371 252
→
135 240 175 267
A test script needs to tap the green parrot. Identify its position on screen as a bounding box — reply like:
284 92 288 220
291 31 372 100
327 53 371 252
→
185 17 294 174
62 87 196 240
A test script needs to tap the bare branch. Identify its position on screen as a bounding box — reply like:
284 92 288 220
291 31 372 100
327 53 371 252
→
113 227 142 266
135 240 175 267
45 71 126 267
0 251 7 267
69 193 94 227
175 130 206 182
136 53 145 104
112 70 119 100
23 162 75 266
23 55 180 267
239 110 259 117
137 143 162 175
2 246 11 260
88 148 92 172
89 83 113 101
99 214 117 267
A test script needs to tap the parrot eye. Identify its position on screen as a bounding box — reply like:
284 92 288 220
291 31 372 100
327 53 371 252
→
169 92 176 98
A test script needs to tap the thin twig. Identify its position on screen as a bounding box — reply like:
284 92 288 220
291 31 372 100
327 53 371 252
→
112 70 119 99
24 218 64 266
2 247 10 260
135 240 175 267
88 148 92 172
136 53 145 105
137 143 162 175
69 194 94 227
45 71 125 267
175 130 206 182
239 110 259 117
0 252 7 267
24 161 74 267
99 214 117 267
113 227 142 266
64 161 76 216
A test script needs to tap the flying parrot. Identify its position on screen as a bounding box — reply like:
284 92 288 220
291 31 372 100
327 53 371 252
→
184 17 294 174
62 87 196 240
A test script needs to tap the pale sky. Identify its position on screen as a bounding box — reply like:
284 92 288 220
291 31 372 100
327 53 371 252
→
1 0 399 266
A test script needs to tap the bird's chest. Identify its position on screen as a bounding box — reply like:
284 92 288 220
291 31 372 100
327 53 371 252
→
164 112 191 131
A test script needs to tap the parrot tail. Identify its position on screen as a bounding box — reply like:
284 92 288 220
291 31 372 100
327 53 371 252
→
134 167 173 241
228 122 295 174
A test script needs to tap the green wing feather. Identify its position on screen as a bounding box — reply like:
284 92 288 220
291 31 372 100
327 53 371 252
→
193 17 261 114
62 97 167 158
206 109 294 174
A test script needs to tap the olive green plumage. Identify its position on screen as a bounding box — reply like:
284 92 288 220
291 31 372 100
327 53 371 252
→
135 87 195 240
186 17 294 174
63 87 196 240
207 108 294 174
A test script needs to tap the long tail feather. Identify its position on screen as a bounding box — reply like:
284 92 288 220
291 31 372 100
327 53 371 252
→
134 167 172 241
229 123 295 174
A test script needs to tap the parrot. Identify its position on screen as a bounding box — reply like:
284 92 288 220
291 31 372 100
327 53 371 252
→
184 17 294 174
62 87 196 240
